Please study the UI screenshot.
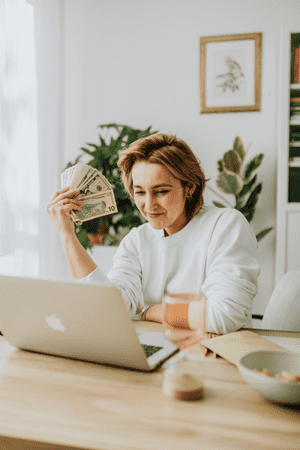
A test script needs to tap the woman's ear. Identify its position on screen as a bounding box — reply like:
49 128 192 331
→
186 183 196 198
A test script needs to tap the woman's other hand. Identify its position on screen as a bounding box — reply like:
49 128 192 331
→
46 187 83 237
144 304 163 323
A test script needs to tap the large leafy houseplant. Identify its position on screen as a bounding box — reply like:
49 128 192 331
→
207 136 273 242
65 123 157 249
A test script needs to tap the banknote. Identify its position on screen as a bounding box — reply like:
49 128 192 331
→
70 163 95 189
61 165 77 188
77 171 111 196
70 191 118 224
61 163 118 223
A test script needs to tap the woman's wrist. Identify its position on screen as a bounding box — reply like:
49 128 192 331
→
142 304 163 323
140 307 149 321
59 229 77 244
59 229 97 280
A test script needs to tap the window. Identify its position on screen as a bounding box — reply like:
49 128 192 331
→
0 0 39 277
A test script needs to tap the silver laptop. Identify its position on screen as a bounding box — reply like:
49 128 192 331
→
0 275 177 371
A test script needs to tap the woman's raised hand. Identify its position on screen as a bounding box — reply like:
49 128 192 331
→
46 187 83 236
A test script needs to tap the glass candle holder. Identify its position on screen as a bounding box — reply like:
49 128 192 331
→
162 292 206 400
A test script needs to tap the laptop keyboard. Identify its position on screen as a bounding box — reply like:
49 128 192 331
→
142 344 163 358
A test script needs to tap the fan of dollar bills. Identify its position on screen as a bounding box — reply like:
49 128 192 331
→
61 163 118 225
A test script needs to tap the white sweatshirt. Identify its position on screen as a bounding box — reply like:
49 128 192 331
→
77 205 260 334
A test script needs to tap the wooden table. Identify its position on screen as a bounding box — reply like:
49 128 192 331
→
0 322 299 450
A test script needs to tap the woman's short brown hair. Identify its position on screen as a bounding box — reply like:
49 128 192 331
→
117 133 208 219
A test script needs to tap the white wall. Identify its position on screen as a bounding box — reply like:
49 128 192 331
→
40 0 300 314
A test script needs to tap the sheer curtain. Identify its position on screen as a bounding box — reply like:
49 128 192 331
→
0 0 72 281
0 0 39 277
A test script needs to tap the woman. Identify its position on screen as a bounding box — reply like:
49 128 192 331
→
46 133 260 334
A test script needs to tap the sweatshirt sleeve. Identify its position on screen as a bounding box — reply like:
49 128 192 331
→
75 266 113 286
202 209 260 334
74 257 137 315
75 229 144 317
106 228 144 316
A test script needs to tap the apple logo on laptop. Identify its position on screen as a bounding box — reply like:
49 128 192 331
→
45 313 66 332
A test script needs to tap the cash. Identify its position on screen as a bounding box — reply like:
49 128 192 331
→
61 163 118 224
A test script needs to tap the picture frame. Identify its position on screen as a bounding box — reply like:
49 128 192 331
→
199 33 262 113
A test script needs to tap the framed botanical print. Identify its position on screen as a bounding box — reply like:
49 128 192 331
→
199 33 262 113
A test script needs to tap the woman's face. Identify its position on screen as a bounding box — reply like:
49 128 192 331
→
132 162 194 236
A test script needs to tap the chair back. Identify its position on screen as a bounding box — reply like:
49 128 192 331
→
261 270 300 331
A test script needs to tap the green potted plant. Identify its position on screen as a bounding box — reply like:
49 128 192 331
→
206 136 273 242
64 123 157 249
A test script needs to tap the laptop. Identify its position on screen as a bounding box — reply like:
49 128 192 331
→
0 275 178 371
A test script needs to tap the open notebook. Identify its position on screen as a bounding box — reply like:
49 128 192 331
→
201 330 300 365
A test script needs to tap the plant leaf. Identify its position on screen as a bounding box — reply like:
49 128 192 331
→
239 183 262 223
213 201 226 208
222 149 243 174
242 154 264 182
256 227 274 242
66 123 158 248
64 155 82 170
238 174 257 199
217 159 223 172
216 171 244 195
76 228 93 250
72 124 159 247
80 146 94 156
233 136 245 160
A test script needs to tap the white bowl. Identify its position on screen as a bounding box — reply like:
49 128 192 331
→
237 350 300 405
